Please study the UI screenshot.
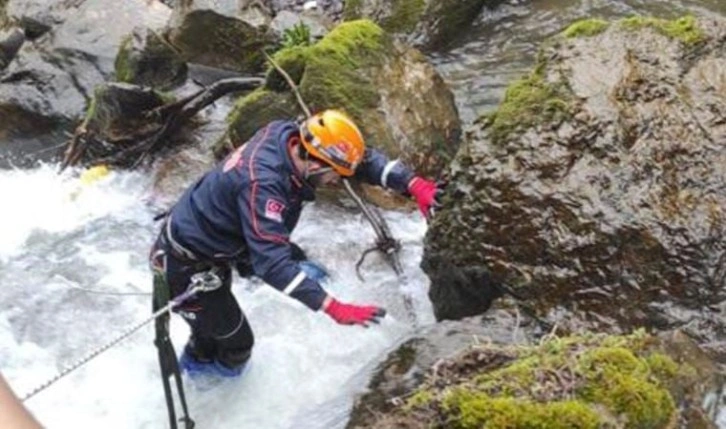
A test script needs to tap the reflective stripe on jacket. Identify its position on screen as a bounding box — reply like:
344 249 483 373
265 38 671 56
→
168 120 415 310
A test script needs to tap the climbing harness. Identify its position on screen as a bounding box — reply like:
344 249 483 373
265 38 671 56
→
153 269 223 429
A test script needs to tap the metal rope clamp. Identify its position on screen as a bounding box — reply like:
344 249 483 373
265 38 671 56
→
189 270 223 293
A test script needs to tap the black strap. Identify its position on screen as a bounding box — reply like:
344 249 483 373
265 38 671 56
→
153 211 169 222
153 274 195 429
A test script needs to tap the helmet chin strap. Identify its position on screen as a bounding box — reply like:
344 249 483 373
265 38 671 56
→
302 149 311 180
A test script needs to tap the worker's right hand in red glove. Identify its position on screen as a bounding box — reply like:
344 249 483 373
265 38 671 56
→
408 176 443 220
322 296 386 327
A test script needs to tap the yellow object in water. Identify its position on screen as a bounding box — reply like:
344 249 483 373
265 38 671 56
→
80 165 110 185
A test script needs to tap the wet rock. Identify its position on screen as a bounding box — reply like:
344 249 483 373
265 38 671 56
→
0 27 23 70
356 329 723 428
5 0 60 39
166 0 275 73
83 83 167 140
115 26 187 90
220 19 461 207
423 15 726 354
348 310 533 429
0 0 172 163
269 9 332 43
268 0 345 22
343 0 506 51
0 46 89 141
0 0 7 30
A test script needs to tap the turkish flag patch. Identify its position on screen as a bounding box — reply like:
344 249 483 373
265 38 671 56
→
264 198 285 222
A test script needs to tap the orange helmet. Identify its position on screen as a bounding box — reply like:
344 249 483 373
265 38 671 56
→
299 109 365 177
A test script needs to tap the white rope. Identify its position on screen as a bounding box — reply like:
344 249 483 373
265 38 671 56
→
55 275 151 296
66 284 151 296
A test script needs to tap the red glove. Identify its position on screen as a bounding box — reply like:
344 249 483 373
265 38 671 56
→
323 297 386 327
408 177 441 220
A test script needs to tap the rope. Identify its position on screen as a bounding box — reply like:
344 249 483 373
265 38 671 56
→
21 302 175 402
66 286 150 296
54 276 151 296
21 271 222 402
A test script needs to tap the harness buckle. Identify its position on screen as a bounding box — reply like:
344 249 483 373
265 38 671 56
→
189 270 223 293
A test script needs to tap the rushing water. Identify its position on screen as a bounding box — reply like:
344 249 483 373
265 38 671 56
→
0 164 434 428
2 0 726 427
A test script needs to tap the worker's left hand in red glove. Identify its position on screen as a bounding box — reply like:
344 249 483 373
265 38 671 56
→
322 296 386 327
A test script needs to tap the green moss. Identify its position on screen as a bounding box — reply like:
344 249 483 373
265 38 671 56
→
578 348 675 428
474 356 540 396
221 89 299 156
380 0 426 34
561 19 609 38
620 15 705 45
294 21 384 124
399 333 686 429
82 89 100 129
405 390 434 410
485 65 572 144
235 20 384 139
443 392 601 429
0 0 8 30
115 36 133 83
646 353 680 380
156 91 176 105
266 45 310 88
282 22 311 49
311 19 384 67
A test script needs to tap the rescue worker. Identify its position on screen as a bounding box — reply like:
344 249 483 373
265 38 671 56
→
149 109 440 378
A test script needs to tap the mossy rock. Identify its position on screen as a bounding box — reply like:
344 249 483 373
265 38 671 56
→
343 0 499 51
0 0 8 30
561 19 610 38
619 15 705 45
115 28 187 90
83 83 167 141
224 19 384 143
220 19 460 183
485 14 706 145
167 9 272 73
217 89 299 153
363 331 718 429
422 15 724 323
480 51 574 145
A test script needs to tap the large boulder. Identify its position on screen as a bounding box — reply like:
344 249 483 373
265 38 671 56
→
220 19 460 206
165 0 275 73
354 330 722 428
0 26 23 70
343 0 505 51
422 15 726 352
347 310 530 429
115 26 187 90
0 0 171 166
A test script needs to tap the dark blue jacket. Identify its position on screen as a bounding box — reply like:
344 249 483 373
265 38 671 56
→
168 120 415 310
